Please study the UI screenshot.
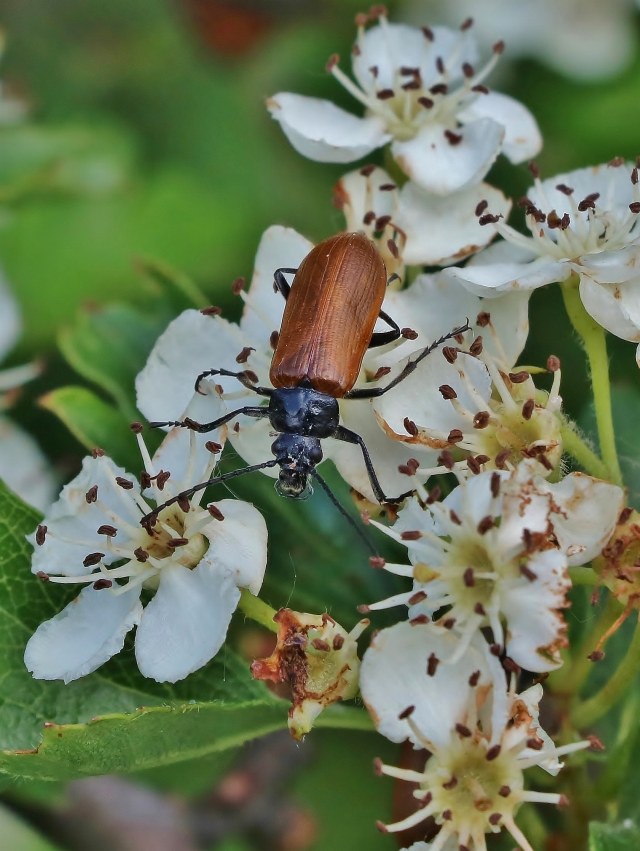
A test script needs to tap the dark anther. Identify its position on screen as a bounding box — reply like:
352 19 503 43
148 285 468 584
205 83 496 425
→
373 366 391 380
442 346 458 363
421 26 434 40
462 62 474 78
492 39 505 54
469 336 483 356
468 670 480 686
325 53 340 72
472 84 489 94
444 129 463 146
547 354 561 371
85 485 98 503
418 96 434 108
140 471 152 490
376 88 395 100
387 239 399 259
447 429 463 444
379 183 396 191
231 276 245 295
332 634 345 650
403 417 418 436
401 530 421 541
205 440 222 453
97 524 117 537
401 327 418 339
130 421 143 433
359 164 377 177
456 723 472 737
439 384 457 399
556 183 574 195
430 83 448 95
115 476 134 490
475 199 489 216
508 370 530 384
520 564 537 581
437 450 455 470
467 456 481 474
91 447 105 458
208 504 225 521
578 192 600 212
177 494 191 513
460 17 474 30
83 552 104 567
369 555 386 568
36 570 50 581
473 410 490 429
236 346 256 364
479 213 501 225
522 398 535 421
427 653 439 676
490 472 501 498
167 537 189 549
93 578 113 590
35 524 47 546
270 330 279 349
312 638 330 652
134 547 149 562
200 305 222 316
156 470 171 490
463 567 475 587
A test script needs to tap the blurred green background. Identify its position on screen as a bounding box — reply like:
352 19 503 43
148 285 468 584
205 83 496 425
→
0 0 639 849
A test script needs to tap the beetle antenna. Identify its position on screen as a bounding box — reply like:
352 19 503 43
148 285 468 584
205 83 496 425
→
140 458 280 528
312 470 378 556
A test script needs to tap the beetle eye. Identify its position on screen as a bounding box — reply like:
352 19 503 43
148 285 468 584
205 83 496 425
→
309 444 323 464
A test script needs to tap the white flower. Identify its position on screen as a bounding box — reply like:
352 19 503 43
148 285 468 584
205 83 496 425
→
445 161 640 360
0 275 55 511
334 164 511 269
267 11 541 194
401 0 638 81
353 275 567 491
24 411 268 683
360 621 592 851
364 462 624 671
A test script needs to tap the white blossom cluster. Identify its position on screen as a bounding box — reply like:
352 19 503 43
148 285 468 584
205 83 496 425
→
23 7 635 849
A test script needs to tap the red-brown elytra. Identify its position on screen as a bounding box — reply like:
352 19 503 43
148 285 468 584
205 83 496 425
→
143 233 469 529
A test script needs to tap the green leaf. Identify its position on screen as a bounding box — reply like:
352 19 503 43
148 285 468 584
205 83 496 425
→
0 701 286 782
38 386 138 469
590 821 640 850
58 303 170 420
0 804 61 851
0 480 287 778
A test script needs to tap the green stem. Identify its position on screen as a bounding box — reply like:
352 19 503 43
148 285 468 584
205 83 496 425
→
560 278 623 485
238 589 278 633
314 704 375 732
560 420 609 480
572 615 640 729
548 594 620 696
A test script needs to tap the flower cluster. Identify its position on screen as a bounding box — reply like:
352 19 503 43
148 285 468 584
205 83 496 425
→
21 5 638 849
26 413 267 683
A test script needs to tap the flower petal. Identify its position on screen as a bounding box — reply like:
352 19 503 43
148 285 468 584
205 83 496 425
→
395 180 511 265
501 550 569 671
360 621 504 748
543 473 625 565
199 498 268 594
579 276 640 342
135 563 240 682
267 93 389 163
373 352 492 447
352 23 477 91
31 455 141 577
0 273 20 361
443 255 570 296
391 118 504 195
24 585 142 683
240 225 313 349
0 416 56 511
458 91 542 163
378 272 529 369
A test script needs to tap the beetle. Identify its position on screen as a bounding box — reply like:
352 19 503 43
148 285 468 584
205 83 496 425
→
142 232 468 525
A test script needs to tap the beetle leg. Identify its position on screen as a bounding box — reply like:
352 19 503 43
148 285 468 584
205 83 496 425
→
273 267 297 300
368 308 402 348
344 320 471 399
140 458 280 528
333 425 413 504
194 367 272 397
149 405 269 434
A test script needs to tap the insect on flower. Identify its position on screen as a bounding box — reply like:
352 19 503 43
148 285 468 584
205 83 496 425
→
142 232 469 530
